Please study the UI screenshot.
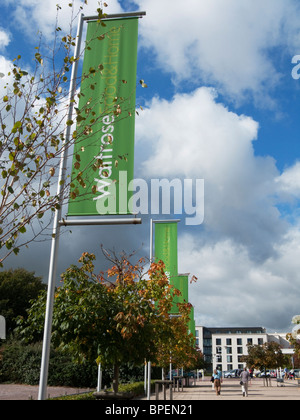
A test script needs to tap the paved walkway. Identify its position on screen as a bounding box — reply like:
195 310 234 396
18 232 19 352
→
138 377 300 401
0 384 92 400
0 378 299 400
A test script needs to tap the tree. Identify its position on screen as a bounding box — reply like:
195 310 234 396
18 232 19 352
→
17 249 196 393
0 268 46 334
286 315 300 361
153 303 203 372
0 4 141 265
242 342 288 372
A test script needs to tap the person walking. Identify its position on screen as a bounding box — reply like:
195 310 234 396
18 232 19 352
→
212 369 222 396
240 368 250 397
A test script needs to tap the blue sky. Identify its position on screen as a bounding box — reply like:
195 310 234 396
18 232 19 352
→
1 0 300 332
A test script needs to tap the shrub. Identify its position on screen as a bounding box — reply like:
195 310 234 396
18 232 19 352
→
0 340 148 388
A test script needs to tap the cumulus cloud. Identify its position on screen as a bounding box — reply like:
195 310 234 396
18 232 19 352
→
136 87 286 260
0 29 10 50
2 0 123 39
134 84 300 332
178 230 300 331
134 0 300 102
275 161 300 198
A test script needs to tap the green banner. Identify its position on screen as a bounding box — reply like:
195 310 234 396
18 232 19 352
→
68 18 139 216
154 222 179 314
188 306 196 338
175 274 189 304
154 222 178 281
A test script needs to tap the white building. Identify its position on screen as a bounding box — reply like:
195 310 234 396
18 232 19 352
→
196 326 294 372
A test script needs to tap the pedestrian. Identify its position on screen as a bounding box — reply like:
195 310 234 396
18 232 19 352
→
212 369 222 395
240 368 250 397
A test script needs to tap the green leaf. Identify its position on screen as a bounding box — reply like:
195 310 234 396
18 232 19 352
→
139 79 148 88
12 121 22 133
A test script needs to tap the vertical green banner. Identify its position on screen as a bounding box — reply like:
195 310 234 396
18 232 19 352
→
68 17 139 216
176 274 189 304
154 222 179 314
154 222 178 282
188 306 196 338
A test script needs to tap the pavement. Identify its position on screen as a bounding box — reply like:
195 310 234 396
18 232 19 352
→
137 377 300 401
0 384 92 400
0 377 299 400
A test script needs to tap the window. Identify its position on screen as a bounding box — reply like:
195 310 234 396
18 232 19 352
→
227 356 232 363
258 338 263 345
216 346 222 354
226 338 232 346
216 338 221 345
227 364 233 371
237 347 243 354
237 338 242 345
247 338 253 345
226 347 232 354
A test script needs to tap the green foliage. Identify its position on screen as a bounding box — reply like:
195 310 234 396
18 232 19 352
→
52 381 157 400
0 268 46 334
0 340 97 387
0 339 149 389
17 250 200 392
242 342 288 371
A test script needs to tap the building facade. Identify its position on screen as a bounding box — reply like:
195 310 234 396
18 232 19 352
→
196 326 294 372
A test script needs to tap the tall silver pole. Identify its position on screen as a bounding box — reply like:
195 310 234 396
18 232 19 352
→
150 218 153 262
147 219 153 400
38 13 85 401
97 363 102 392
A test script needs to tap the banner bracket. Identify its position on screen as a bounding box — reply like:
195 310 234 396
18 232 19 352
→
59 217 142 226
83 11 146 22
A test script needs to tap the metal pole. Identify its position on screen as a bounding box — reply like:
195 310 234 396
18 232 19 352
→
146 218 154 400
150 218 153 262
147 361 151 400
97 363 102 392
144 359 147 395
38 13 85 401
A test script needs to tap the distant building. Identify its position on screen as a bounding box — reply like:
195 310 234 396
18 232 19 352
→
196 326 294 372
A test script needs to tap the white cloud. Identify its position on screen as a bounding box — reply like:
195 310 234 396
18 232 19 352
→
178 229 300 331
134 0 300 102
3 0 123 39
275 161 300 198
136 87 285 260
0 56 12 80
0 29 10 50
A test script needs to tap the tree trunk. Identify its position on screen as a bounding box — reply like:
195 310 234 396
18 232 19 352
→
112 364 120 394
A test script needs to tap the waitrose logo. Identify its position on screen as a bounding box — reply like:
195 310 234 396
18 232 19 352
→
95 172 204 226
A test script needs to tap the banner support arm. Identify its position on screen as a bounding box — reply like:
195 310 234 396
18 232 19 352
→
59 218 142 226
83 11 146 22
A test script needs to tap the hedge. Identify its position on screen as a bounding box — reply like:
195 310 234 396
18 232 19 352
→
0 341 148 388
